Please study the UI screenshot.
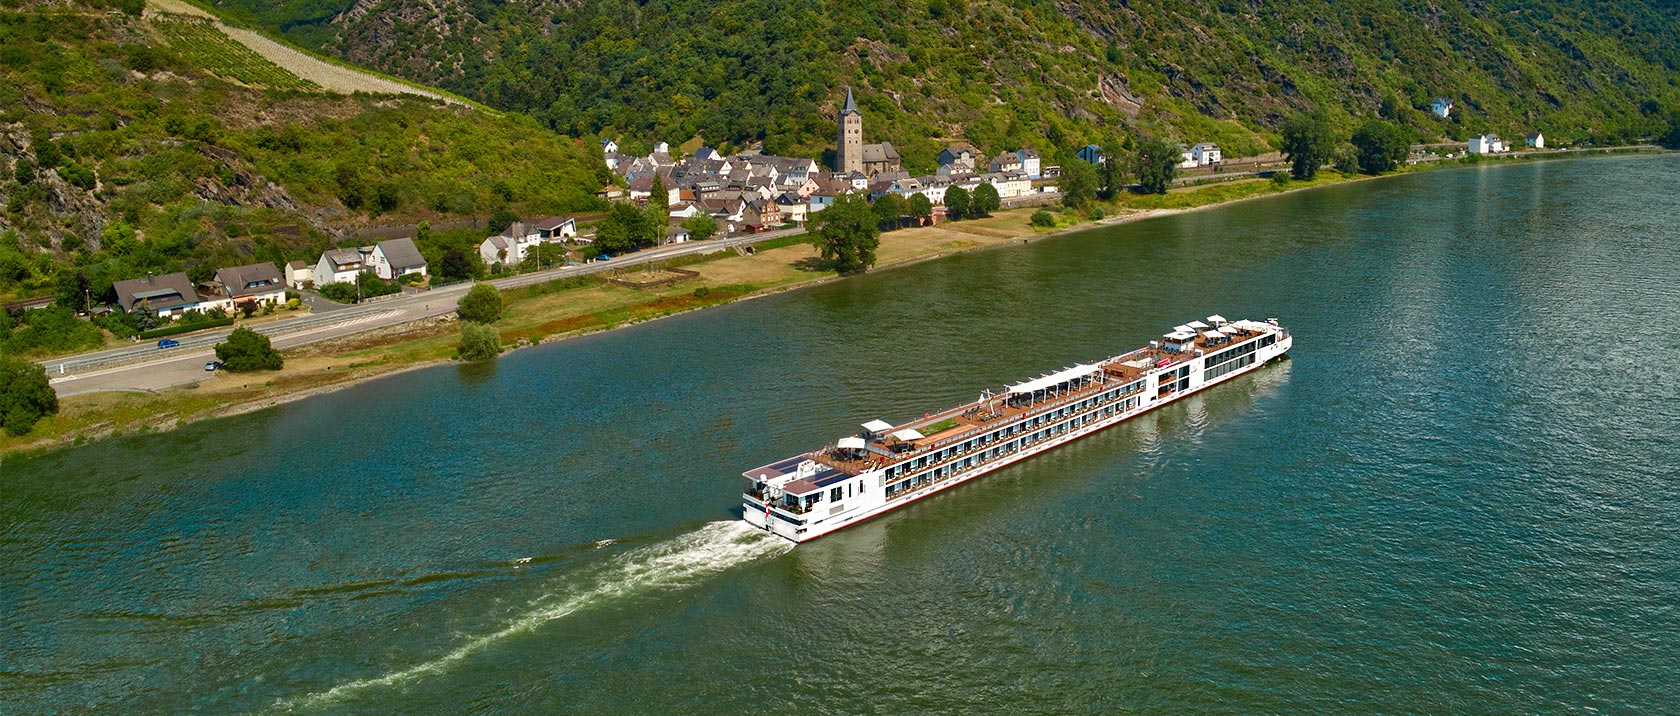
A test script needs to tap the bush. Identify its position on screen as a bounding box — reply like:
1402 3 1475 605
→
0 355 59 436
213 327 282 371
316 281 358 303
457 282 504 323
693 286 711 298
1271 172 1291 187
397 272 426 286
457 321 501 360
1030 209 1055 227
1090 206 1106 220
138 316 234 339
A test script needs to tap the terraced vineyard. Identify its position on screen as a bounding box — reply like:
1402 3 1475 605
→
152 17 318 91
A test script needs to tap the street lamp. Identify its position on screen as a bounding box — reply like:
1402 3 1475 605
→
356 246 373 303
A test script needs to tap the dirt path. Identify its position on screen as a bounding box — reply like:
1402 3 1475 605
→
144 0 465 106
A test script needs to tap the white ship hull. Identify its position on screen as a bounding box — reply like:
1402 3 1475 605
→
743 322 1292 543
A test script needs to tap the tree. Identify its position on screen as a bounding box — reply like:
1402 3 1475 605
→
438 248 476 282
1352 120 1411 174
596 202 652 254
971 183 1001 217
214 327 283 372
1333 147 1360 175
1134 137 1180 194
1659 112 1680 150
456 282 504 324
457 322 502 361
487 207 519 234
1280 111 1338 180
1096 139 1127 198
872 193 905 231
944 185 971 221
1060 157 1096 208
682 213 718 240
808 193 881 274
1030 209 1055 227
0 356 59 436
908 193 934 226
54 270 91 312
646 174 670 231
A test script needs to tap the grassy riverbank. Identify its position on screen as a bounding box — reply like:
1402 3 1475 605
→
2 148 1661 458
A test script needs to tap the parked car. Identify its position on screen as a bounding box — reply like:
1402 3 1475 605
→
204 361 222 371
157 338 181 349
594 254 613 262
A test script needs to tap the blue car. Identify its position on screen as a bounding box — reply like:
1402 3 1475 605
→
157 338 181 349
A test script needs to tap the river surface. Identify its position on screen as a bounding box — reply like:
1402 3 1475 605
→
4 155 1679 714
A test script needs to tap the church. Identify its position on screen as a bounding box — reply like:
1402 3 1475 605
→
835 88 901 177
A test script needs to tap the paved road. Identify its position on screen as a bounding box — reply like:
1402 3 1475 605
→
47 228 805 396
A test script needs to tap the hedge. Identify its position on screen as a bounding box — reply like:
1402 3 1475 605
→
138 317 236 339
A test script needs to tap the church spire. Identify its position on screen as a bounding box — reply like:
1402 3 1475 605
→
842 87 858 115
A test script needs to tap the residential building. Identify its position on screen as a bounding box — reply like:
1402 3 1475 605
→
528 216 577 241
988 151 1023 174
1525 131 1545 149
1178 143 1199 169
1015 148 1042 178
315 247 371 285
1468 134 1506 154
1077 144 1105 164
286 260 314 289
1190 142 1223 165
665 225 691 244
938 143 979 170
214 262 286 307
112 272 206 317
1431 98 1454 118
601 138 619 155
372 237 427 280
479 224 542 267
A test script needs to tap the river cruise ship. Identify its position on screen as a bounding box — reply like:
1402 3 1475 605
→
742 316 1292 543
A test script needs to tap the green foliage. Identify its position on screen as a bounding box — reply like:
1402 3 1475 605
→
1659 112 1680 150
1096 139 1128 198
437 248 478 283
457 321 501 360
907 193 933 224
487 207 519 234
0 306 104 356
681 213 718 241
1134 137 1180 195
153 18 318 90
1270 172 1291 187
213 326 282 371
1352 120 1411 175
1280 111 1337 180
316 281 359 303
808 193 880 274
0 355 59 436
1333 147 1360 175
1030 209 1055 227
456 281 504 323
872 193 904 231
138 316 234 339
944 185 970 221
595 202 658 254
970 183 1000 217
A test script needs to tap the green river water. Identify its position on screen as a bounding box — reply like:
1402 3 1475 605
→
3 154 1678 714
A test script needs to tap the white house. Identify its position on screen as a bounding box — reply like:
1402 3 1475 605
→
1525 131 1544 149
214 262 286 307
1015 148 1042 178
1468 134 1506 154
371 237 427 281
315 247 371 285
479 226 542 268
984 172 1033 199
601 138 619 155
1178 143 1199 169
528 216 577 241
1431 98 1454 118
286 260 314 289
1191 143 1222 165
664 225 691 244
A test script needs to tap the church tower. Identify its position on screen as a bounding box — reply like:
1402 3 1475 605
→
837 88 862 174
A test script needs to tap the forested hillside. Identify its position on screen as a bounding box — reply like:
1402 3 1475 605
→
0 0 605 304
211 0 1680 169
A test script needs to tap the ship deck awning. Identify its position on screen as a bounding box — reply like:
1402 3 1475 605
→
1218 324 1241 334
1207 314 1227 324
861 419 894 433
1164 331 1195 341
1006 364 1100 394
1187 320 1210 329
892 428 925 441
1201 330 1224 340
837 436 866 450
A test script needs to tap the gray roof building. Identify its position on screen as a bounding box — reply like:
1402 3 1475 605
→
376 237 426 271
214 262 283 298
113 272 200 313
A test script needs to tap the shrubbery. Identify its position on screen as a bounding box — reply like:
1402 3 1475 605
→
0 355 59 436
213 327 282 371
1030 209 1055 227
456 282 505 323
457 322 501 360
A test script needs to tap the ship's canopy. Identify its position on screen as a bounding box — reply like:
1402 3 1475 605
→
1007 364 1101 394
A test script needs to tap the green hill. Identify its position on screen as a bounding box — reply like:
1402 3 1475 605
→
213 0 1680 168
0 0 605 305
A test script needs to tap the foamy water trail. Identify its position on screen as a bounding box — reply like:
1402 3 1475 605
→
275 521 790 711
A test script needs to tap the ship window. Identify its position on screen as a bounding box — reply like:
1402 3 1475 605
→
830 487 843 502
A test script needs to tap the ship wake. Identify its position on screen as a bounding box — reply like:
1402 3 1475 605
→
275 521 790 710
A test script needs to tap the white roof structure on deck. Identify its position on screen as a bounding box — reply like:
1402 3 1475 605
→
1173 324 1194 333
1201 330 1223 340
861 419 894 433
1187 320 1210 329
1232 319 1272 331
837 436 867 450
1207 314 1227 324
1007 364 1100 394
1165 331 1195 341
893 428 926 441
1218 324 1241 335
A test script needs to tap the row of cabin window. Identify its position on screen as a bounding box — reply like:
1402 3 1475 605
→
884 392 1146 496
1202 352 1256 383
1205 339 1261 369
883 380 1143 480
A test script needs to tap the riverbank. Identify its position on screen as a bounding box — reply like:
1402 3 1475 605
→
2 147 1661 459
